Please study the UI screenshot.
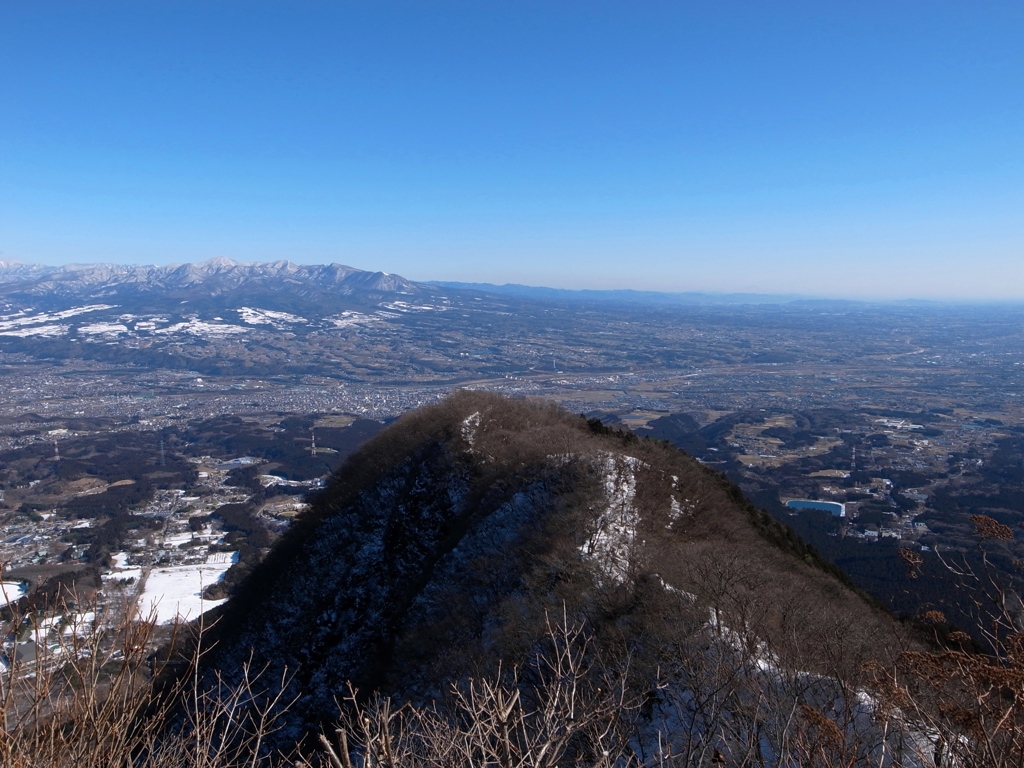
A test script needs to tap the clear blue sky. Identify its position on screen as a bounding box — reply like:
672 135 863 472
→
2 2 1022 299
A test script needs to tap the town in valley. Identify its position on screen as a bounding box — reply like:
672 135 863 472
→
1 261 1022 647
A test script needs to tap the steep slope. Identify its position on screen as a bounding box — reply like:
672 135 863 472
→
203 391 905 750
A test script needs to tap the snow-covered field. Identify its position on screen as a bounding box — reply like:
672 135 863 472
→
107 567 143 584
0 580 27 603
103 552 143 589
139 553 238 624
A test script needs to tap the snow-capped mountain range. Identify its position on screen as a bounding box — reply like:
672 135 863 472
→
0 258 461 345
0 258 421 302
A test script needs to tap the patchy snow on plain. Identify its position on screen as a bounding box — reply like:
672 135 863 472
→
22 612 100 654
104 551 142 587
0 304 116 333
237 307 308 326
379 301 450 313
139 552 238 624
133 317 169 330
164 531 198 547
151 319 248 338
0 324 70 337
326 311 379 328
78 322 129 336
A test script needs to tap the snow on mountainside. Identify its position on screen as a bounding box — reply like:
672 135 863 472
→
0 258 423 302
0 261 49 282
580 453 643 586
198 391 906 755
0 260 459 346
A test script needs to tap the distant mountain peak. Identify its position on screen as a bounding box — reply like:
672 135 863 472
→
199 256 242 270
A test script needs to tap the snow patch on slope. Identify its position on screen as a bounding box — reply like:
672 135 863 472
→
461 411 481 448
666 475 696 528
581 453 645 585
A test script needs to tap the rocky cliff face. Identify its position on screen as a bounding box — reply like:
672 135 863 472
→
202 391 902 750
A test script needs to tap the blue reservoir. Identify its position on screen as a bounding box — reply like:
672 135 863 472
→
786 499 846 517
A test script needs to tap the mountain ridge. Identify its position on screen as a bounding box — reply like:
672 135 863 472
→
0 258 421 303
199 391 904 751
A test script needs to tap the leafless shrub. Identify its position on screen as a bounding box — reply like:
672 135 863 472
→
791 703 853 768
970 514 1015 541
313 612 638 768
0 586 297 768
898 547 924 579
310 607 932 768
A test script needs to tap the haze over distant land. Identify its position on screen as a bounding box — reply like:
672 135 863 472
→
3 258 1021 306
2 3 1023 300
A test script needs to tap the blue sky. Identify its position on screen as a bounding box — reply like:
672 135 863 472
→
2 2 1022 299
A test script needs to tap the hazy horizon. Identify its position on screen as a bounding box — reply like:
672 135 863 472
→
2 3 1022 301
4 255 1024 305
